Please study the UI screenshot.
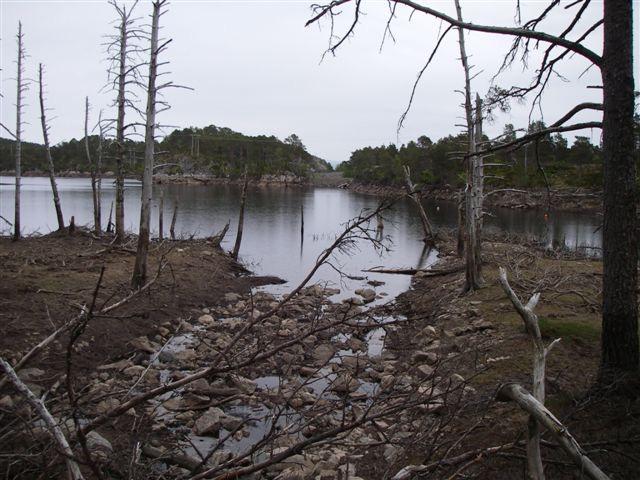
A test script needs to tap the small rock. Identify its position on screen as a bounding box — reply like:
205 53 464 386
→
197 314 215 326
416 364 435 379
412 351 438 365
331 374 359 393
354 288 376 303
224 292 242 303
129 336 156 354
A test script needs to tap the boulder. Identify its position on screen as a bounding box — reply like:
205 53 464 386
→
354 288 376 303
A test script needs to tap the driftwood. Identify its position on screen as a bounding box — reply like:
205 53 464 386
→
0 357 85 480
497 384 610 480
363 265 464 276
403 165 435 244
211 221 230 248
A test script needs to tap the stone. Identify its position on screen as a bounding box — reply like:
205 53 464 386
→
0 395 14 409
224 292 241 303
86 431 113 458
193 407 242 435
17 367 45 381
197 314 215 326
416 364 435 379
331 374 359 393
96 398 120 415
342 297 364 306
312 344 335 365
367 280 385 287
412 351 438 365
354 288 376 303
129 336 156 354
123 365 146 377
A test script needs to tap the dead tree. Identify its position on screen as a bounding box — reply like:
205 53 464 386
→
13 22 26 241
499 267 558 479
85 97 101 234
170 199 178 239
454 0 483 292
38 63 65 231
106 0 142 244
132 0 164 289
231 168 249 260
306 0 638 378
497 384 610 480
158 188 164 241
402 165 435 244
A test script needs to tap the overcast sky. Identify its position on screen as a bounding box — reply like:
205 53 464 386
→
1 0 637 165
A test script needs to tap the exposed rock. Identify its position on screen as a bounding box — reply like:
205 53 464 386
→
224 292 242 303
312 344 335 365
331 374 359 393
367 280 385 287
96 398 120 415
415 364 435 379
17 367 45 381
193 407 243 436
123 365 146 377
86 431 113 458
129 336 156 354
412 351 438 365
0 395 14 409
354 288 376 303
197 314 215 326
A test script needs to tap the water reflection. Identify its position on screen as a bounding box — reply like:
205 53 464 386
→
0 176 602 298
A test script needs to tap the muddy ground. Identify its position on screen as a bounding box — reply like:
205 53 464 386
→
0 231 638 479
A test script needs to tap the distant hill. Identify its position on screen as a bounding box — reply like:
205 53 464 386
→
0 125 332 179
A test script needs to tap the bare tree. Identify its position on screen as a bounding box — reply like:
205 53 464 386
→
453 0 483 292
85 97 101 235
132 0 165 289
106 0 143 244
402 165 435 244
306 0 638 377
38 64 65 231
13 22 26 241
231 167 249 260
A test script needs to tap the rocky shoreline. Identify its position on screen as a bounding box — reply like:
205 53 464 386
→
346 182 604 212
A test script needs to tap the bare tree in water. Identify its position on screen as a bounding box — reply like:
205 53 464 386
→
105 0 143 244
13 22 27 241
84 97 101 235
132 0 187 288
37 64 65 231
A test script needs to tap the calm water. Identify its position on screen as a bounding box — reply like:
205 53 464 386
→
0 176 601 299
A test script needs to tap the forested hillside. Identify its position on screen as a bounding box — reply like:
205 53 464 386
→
338 123 613 189
0 125 332 178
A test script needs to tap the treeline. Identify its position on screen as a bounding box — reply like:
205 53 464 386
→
339 122 616 189
0 125 331 178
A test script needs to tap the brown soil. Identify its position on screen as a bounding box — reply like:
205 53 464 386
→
386 238 640 479
0 232 281 383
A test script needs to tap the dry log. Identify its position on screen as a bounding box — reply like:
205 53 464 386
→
363 265 464 276
211 221 230 248
497 383 610 480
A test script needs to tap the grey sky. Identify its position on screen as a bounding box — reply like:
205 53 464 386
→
0 0 635 165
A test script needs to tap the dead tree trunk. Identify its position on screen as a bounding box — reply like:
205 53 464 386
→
158 189 164 241
85 97 101 235
231 169 249 260
455 0 483 292
13 22 25 241
38 64 65 231
600 0 639 377
402 165 435 244
499 267 561 480
132 0 161 289
170 200 178 240
497 384 610 480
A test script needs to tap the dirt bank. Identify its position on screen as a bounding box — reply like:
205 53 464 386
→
0 232 637 479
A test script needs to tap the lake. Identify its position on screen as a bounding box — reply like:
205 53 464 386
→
0 176 602 300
